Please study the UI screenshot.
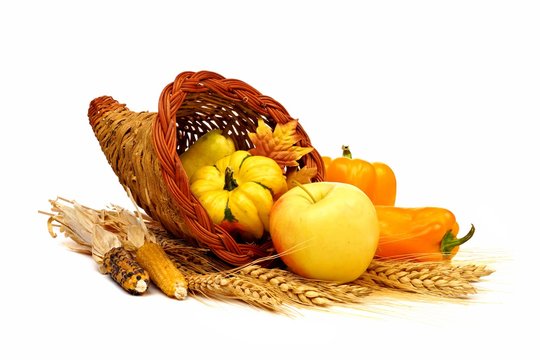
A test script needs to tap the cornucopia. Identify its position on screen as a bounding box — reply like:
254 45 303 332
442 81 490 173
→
41 70 494 313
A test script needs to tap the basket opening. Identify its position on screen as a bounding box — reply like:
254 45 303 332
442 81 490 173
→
175 92 275 155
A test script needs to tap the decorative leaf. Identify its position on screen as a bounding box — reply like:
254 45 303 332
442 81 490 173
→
286 167 318 190
248 119 313 169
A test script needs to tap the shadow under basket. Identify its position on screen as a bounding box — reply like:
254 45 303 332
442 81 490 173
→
88 70 325 266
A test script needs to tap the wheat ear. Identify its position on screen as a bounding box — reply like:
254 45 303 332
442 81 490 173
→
356 259 486 298
237 265 371 307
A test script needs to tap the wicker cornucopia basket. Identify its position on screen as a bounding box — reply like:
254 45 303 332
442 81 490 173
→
88 70 324 266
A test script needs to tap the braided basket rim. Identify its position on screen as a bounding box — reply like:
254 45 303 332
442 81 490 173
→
151 70 324 265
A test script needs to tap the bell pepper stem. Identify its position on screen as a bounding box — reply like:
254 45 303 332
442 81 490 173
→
224 167 239 191
441 224 475 259
341 145 352 159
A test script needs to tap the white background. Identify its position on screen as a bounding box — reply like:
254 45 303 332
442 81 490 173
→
2 1 539 358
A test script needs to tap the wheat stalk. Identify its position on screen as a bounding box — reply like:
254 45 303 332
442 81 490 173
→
161 238 371 310
356 259 490 298
237 265 371 307
170 257 284 312
159 236 372 308
186 271 283 312
439 262 494 282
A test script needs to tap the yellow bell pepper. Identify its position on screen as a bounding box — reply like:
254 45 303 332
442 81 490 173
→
190 150 288 241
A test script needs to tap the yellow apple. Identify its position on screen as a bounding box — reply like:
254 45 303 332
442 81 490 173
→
269 181 379 282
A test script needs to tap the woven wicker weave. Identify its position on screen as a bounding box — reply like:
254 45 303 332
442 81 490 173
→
88 70 324 265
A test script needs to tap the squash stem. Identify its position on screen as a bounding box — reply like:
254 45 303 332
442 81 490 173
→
292 180 317 204
441 224 475 258
224 167 239 191
342 145 352 159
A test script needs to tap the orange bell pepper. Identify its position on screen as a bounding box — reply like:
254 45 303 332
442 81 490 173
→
322 146 397 206
375 206 475 262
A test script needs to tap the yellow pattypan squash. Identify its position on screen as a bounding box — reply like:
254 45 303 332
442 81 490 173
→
190 150 288 240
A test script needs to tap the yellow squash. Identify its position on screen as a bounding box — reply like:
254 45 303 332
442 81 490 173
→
190 150 288 241
179 129 236 179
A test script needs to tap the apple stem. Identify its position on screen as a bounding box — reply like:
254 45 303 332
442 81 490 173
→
292 180 317 204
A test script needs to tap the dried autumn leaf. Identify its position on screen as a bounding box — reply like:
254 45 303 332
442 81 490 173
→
286 167 318 189
248 119 313 169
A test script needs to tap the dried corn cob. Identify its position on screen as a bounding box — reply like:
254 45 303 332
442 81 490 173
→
44 198 150 295
135 240 188 299
102 246 149 295
123 188 189 300
93 227 150 295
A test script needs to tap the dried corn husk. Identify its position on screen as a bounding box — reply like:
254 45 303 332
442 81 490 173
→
43 198 150 295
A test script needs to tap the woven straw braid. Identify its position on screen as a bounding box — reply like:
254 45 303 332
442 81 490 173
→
89 71 324 266
88 96 193 241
